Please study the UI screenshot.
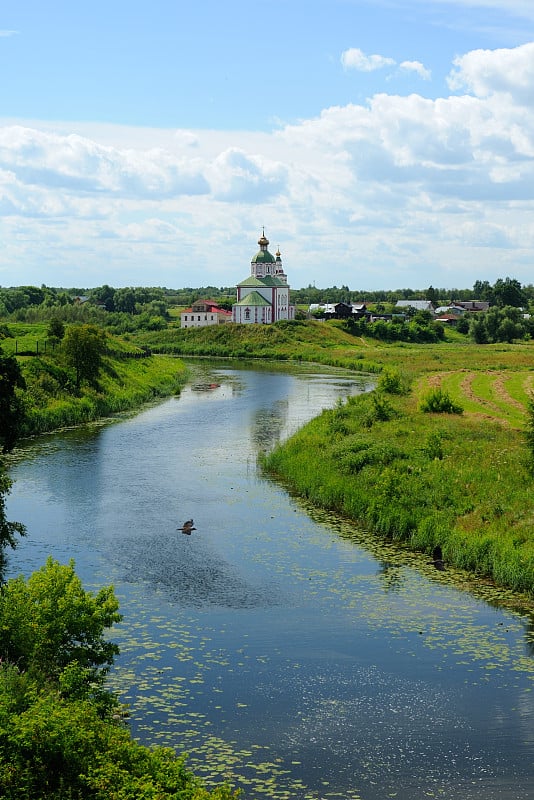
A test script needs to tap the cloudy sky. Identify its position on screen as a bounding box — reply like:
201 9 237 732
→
1 0 534 291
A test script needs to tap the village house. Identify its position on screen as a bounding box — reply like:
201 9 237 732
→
395 300 435 313
309 302 368 320
181 299 232 329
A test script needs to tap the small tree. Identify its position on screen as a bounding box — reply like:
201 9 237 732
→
47 317 65 341
419 388 463 415
0 349 26 453
62 324 106 390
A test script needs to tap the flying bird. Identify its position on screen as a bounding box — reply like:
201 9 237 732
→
179 519 196 535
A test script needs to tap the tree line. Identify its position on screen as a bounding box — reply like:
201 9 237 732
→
1 276 533 319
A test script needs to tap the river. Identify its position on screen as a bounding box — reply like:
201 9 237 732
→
4 362 534 800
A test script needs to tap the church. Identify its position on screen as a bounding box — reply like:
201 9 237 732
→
232 230 295 324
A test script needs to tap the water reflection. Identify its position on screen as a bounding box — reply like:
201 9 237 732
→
375 560 404 593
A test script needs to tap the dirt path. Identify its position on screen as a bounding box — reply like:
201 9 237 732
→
493 374 527 413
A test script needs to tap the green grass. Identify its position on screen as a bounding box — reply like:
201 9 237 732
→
3 323 189 438
262 389 534 596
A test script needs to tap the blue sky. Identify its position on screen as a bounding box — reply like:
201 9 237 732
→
1 0 534 291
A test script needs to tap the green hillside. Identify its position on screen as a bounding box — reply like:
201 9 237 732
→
131 319 381 371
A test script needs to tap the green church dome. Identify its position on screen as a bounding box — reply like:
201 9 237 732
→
251 230 276 263
251 249 276 263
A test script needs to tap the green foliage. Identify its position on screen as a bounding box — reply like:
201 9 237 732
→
0 469 26 551
47 317 65 340
0 557 121 683
377 366 406 395
0 348 26 453
62 324 107 390
364 391 397 426
419 387 463 415
0 668 238 800
0 561 239 799
469 305 529 344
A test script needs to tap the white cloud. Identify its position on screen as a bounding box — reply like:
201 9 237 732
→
3 41 534 289
0 30 17 37
399 60 431 80
448 41 534 104
206 148 289 202
341 48 395 72
0 126 210 198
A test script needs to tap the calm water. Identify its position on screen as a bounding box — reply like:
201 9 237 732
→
5 363 534 800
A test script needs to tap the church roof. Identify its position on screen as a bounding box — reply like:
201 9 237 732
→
234 291 272 307
251 229 276 263
251 249 276 264
237 275 285 288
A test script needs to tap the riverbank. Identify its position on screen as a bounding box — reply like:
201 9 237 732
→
20 349 188 438
262 379 534 597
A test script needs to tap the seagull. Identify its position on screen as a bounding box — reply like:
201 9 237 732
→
178 519 196 535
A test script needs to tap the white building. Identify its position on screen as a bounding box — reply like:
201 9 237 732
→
232 231 295 324
181 299 232 328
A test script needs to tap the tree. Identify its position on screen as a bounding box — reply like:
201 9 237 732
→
0 348 26 453
0 557 121 682
89 284 116 311
62 324 106 389
114 287 137 313
0 470 26 552
426 285 438 304
492 276 526 308
47 317 65 340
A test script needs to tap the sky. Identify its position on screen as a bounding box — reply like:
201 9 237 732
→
1 1 534 292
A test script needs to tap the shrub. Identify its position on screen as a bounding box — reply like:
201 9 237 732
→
419 388 463 415
377 366 406 395
363 391 396 426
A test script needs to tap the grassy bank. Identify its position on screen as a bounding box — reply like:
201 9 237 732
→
130 318 383 372
4 323 188 437
22 354 188 437
262 384 534 596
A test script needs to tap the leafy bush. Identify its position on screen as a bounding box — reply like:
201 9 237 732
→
419 388 463 414
377 367 406 395
364 391 397 426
